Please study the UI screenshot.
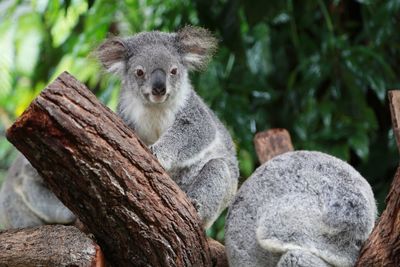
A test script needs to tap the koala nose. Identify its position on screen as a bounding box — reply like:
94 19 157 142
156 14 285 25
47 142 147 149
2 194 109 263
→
151 69 167 96
152 85 166 96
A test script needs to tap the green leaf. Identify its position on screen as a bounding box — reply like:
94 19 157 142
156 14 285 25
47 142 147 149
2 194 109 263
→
51 0 88 47
245 23 271 76
239 149 255 178
349 133 370 160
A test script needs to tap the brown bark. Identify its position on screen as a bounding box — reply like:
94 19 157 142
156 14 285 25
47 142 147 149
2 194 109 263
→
355 90 400 267
6 72 213 267
254 128 294 164
0 225 104 267
389 90 400 154
208 238 229 267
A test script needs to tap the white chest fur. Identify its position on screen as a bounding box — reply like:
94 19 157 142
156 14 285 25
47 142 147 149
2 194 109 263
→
118 83 190 146
118 93 177 145
133 104 176 145
118 74 191 145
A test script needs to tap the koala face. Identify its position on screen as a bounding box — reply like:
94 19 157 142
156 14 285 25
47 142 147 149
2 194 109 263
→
126 44 184 104
96 26 217 106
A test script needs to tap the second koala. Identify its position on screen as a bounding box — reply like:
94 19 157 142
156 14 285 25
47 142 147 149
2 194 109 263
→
97 26 239 228
225 151 377 267
0 153 75 229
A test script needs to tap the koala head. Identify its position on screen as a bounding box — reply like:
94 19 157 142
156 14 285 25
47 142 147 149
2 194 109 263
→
96 26 217 105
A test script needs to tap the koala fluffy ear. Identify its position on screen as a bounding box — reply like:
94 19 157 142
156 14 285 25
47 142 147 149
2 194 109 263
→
96 37 128 75
176 26 218 71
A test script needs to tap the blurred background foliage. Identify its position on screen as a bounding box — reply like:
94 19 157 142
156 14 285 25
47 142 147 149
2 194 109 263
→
0 0 399 241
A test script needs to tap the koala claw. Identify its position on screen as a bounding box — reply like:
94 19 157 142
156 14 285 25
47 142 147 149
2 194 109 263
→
190 198 202 212
150 145 173 170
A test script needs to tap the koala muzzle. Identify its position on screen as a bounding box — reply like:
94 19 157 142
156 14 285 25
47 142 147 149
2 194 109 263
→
151 69 166 96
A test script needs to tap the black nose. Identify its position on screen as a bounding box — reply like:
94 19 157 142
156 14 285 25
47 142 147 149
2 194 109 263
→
152 85 166 96
151 69 166 96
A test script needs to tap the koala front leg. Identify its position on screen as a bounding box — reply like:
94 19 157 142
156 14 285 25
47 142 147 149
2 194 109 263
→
184 158 236 228
150 112 216 171
277 250 332 267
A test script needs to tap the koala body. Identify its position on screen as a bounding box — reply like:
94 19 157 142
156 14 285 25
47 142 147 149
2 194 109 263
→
97 26 239 228
0 153 75 229
225 151 377 267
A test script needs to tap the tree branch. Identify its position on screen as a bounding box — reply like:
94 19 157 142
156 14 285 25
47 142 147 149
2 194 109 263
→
355 90 400 266
0 225 104 267
253 128 294 164
6 72 216 267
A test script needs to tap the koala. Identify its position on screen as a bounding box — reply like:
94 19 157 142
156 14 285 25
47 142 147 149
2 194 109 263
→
96 26 239 228
225 151 377 267
0 153 75 230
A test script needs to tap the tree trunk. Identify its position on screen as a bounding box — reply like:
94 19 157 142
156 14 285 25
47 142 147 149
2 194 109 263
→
253 128 294 164
355 90 400 267
6 72 215 267
0 225 104 267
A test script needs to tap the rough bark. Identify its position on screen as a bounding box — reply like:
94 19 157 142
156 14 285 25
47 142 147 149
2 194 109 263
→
6 72 213 267
0 225 104 267
355 90 400 267
389 90 400 154
254 128 294 164
208 238 229 267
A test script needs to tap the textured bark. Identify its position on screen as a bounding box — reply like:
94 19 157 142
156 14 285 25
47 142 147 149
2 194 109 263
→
6 72 212 267
355 90 400 267
208 238 229 267
0 225 104 267
389 90 400 154
355 167 400 267
254 128 294 164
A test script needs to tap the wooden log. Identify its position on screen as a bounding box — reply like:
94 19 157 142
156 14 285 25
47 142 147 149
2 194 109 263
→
355 90 400 267
254 128 294 164
390 90 400 154
6 72 213 267
0 225 104 267
208 238 229 267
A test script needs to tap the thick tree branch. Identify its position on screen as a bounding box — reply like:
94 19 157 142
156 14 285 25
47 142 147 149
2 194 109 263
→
0 225 104 267
389 90 400 154
6 72 216 267
355 90 400 267
254 128 294 164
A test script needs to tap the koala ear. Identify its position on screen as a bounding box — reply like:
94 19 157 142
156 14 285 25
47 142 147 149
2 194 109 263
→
176 26 218 71
96 37 128 75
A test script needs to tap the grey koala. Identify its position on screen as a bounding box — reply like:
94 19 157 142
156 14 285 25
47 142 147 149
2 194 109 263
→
96 26 239 228
0 153 75 229
225 151 377 267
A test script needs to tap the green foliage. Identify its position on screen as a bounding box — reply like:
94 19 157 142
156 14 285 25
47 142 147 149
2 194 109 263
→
0 0 399 242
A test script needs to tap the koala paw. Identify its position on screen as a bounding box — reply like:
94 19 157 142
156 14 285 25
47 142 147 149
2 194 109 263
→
277 250 331 267
149 144 173 170
190 198 202 212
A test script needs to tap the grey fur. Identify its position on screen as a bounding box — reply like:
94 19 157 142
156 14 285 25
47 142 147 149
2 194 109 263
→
0 153 75 230
96 26 239 228
225 151 377 267
277 250 332 267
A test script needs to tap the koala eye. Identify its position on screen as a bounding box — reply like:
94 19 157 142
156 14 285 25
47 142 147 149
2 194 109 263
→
135 67 145 77
170 67 178 75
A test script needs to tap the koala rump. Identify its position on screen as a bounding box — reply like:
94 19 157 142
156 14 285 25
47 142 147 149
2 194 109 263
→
225 151 377 267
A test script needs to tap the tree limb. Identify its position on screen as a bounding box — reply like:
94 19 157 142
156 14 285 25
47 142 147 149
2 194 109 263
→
355 90 400 267
6 72 215 267
0 225 104 267
253 128 294 164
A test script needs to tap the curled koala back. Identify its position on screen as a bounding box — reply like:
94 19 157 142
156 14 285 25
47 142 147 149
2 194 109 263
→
225 151 377 267
0 153 75 230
